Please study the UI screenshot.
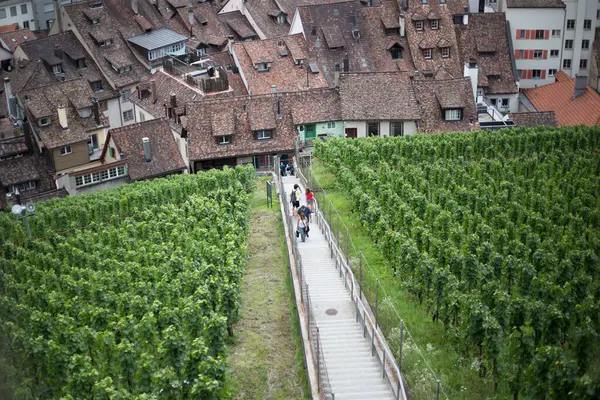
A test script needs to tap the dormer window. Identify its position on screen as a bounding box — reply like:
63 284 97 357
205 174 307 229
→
257 63 269 72
423 48 432 59
440 47 450 58
89 1 103 8
218 135 231 145
101 38 113 47
92 17 100 24
38 117 50 126
255 130 272 140
390 43 403 60
444 109 462 121
430 19 439 29
277 14 285 24
76 58 87 69
53 64 63 75
78 107 92 118
90 80 103 92
416 21 424 31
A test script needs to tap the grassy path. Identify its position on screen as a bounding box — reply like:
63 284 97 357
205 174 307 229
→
227 178 309 400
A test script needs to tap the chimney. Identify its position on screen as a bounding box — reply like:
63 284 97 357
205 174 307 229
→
4 78 17 120
92 97 101 126
227 35 234 54
574 75 587 98
53 0 62 33
54 44 63 59
170 93 177 108
57 104 68 129
271 84 277 93
463 60 478 103
463 14 469 25
131 0 139 15
150 81 157 103
399 13 405 37
343 57 349 73
334 63 340 87
188 7 195 36
142 137 152 162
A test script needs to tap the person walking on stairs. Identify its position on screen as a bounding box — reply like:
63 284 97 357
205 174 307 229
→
305 188 314 210
298 205 312 237
290 184 301 215
297 213 309 242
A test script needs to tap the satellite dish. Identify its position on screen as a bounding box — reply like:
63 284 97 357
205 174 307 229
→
26 202 36 213
11 204 23 215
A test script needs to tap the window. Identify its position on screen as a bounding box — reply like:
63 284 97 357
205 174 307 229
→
415 20 424 31
120 89 131 102
430 19 439 30
139 111 146 122
43 3 54 12
444 109 462 121
218 135 231 144
490 98 497 106
276 14 285 24
532 69 542 79
565 39 573 49
567 19 575 29
551 29 560 37
535 30 544 39
21 4 27 14
255 130 272 140
440 47 450 58
100 38 113 47
420 0 428 3
550 49 559 57
549 69 557 76
583 20 591 29
439 0 445 4
53 64 63 75
563 59 572 69
597 9 600 19
90 80 103 92
390 45 403 60
257 63 269 71
23 21 29 29
77 167 125 187
391 122 404 137
423 48 432 59
109 147 115 158
367 122 379 136
76 59 86 69
327 122 336 128
78 108 92 118
0 9 5 19
10 6 16 17
60 145 72 155
516 49 524 59
582 40 590 49
501 98 509 108
123 110 134 121
75 172 101 187
91 17 99 24
533 49 543 59
39 117 50 126
99 100 108 111
197 47 207 56
580 59 588 69
10 181 36 193
517 29 525 39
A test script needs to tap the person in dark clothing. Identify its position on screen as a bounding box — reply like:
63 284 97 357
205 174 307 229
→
280 161 286 177
298 205 312 223
286 163 294 176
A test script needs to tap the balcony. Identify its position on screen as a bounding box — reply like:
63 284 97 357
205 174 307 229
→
162 53 230 94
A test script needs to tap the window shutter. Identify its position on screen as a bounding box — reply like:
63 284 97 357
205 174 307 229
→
543 50 548 59
541 70 546 79
544 30 549 40
514 49 520 59
527 70 533 79
525 30 531 39
521 69 527 79
529 50 534 59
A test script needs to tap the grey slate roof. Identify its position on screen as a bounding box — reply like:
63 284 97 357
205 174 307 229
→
127 28 188 50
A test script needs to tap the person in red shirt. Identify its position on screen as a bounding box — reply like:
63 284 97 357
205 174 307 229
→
305 188 314 210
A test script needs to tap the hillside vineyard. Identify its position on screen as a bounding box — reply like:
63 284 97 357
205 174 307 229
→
0 166 255 398
315 127 600 398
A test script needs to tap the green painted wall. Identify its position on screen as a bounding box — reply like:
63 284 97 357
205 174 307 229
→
297 121 344 143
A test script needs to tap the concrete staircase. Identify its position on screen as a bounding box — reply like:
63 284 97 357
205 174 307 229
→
282 176 395 400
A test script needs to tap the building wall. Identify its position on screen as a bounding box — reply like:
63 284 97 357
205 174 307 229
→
0 0 35 30
487 92 520 113
507 8 564 88
561 0 597 77
219 0 267 39
52 140 89 171
346 120 418 138
289 9 304 37
104 97 122 129
120 84 136 126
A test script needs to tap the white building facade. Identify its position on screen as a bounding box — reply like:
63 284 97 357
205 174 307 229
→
561 0 598 77
0 0 35 30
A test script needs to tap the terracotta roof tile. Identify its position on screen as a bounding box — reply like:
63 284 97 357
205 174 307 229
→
110 119 186 180
289 88 341 125
0 24 19 33
510 111 557 127
523 72 600 126
0 141 28 159
0 157 40 186
0 29 36 52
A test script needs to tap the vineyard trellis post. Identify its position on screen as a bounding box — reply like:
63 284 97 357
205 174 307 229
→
375 279 379 330
436 380 440 400
399 319 404 371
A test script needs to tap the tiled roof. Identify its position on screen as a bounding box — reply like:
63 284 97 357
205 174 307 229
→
0 157 40 186
339 72 420 121
412 77 478 133
0 29 36 52
15 31 117 101
506 0 565 8
510 111 557 127
217 10 258 41
290 88 341 125
233 34 328 95
455 13 518 95
185 92 304 161
0 24 19 33
62 0 155 88
404 3 461 79
0 141 28 158
522 72 600 126
110 119 187 180
297 1 376 85
20 79 108 149
242 0 291 38
131 70 204 118
127 28 188 50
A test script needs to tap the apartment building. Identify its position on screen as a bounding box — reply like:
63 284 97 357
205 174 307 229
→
0 0 35 30
561 0 598 77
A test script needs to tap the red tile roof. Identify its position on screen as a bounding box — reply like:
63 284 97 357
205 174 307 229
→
0 24 19 33
523 71 600 126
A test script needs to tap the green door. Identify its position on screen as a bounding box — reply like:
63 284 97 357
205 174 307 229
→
305 124 316 139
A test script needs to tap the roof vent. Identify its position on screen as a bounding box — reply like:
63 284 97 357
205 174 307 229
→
142 137 152 162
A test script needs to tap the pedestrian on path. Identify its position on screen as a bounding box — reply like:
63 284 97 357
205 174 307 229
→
280 161 286 177
305 188 314 210
290 184 301 214
298 204 312 223
297 213 309 242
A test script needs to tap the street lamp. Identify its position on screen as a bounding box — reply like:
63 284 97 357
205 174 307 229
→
11 198 35 239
